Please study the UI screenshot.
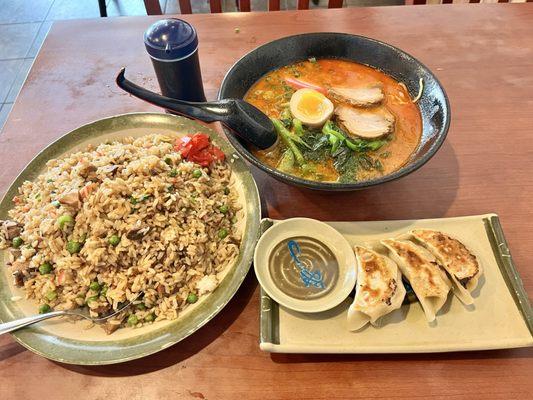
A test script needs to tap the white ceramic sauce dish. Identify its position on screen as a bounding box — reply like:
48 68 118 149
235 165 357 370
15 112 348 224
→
254 218 356 313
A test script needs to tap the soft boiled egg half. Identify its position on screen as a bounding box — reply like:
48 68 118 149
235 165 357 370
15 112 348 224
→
289 88 334 127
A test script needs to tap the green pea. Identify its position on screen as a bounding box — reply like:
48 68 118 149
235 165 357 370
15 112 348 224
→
12 237 23 248
186 293 198 304
58 214 73 230
89 281 100 292
169 169 178 177
46 179 54 183
136 303 146 311
46 290 57 301
87 295 98 303
219 205 229 214
231 216 238 224
164 157 172 165
38 304 51 314
39 262 53 275
100 284 108 296
192 169 202 179
144 313 155 322
127 314 138 326
66 241 82 254
224 187 230 195
51 200 61 208
108 235 120 246
218 228 228 239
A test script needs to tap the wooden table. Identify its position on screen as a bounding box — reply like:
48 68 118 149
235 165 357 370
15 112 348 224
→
1 3 532 399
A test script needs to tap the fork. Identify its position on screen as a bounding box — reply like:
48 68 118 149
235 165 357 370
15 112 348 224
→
0 292 142 335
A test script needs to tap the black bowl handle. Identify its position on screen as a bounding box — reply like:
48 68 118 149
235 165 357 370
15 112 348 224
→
116 68 278 149
116 67 227 122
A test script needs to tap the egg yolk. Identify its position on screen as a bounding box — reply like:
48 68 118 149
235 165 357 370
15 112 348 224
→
296 92 327 118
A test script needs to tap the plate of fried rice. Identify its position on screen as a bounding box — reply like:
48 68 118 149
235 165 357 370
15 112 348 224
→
0 113 261 364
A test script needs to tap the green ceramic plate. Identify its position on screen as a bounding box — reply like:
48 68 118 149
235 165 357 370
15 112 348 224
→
0 113 261 365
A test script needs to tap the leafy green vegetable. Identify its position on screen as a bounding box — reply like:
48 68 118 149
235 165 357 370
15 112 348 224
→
272 119 305 165
329 135 340 153
323 121 351 157
355 154 372 170
345 136 388 152
331 143 384 182
273 118 387 183
332 146 358 183
300 131 330 163
277 149 295 173
367 140 388 151
293 118 305 136
322 121 345 141
280 108 292 128
323 120 389 153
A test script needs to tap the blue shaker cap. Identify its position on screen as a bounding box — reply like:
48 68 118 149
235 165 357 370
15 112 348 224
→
144 19 198 61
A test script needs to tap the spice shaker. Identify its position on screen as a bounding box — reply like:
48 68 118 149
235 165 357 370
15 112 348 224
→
144 18 206 103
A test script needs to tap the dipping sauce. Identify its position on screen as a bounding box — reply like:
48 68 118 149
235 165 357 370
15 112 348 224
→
268 236 339 300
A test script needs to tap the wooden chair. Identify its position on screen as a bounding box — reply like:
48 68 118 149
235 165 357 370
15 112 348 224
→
117 0 533 17
143 0 344 15
99 0 163 17
405 0 532 4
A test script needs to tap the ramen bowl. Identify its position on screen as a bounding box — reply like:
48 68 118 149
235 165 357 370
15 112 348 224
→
218 32 450 191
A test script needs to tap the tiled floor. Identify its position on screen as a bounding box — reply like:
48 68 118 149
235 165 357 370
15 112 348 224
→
0 0 401 132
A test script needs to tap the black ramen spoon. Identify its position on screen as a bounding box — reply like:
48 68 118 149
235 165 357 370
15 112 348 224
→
116 68 277 150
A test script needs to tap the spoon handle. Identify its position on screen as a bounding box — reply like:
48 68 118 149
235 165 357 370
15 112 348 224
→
116 68 228 122
0 310 67 335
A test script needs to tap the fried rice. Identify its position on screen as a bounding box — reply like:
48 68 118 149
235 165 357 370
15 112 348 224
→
0 134 242 333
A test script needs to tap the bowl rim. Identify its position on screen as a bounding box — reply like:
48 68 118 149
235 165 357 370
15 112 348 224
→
218 32 451 190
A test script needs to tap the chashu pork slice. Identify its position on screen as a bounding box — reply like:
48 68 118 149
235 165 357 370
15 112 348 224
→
328 85 385 107
335 105 395 139
411 229 482 305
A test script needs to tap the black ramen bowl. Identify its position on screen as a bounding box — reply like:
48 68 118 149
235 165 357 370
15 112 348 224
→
218 32 450 191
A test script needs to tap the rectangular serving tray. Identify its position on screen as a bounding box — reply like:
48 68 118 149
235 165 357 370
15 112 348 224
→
259 214 533 353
